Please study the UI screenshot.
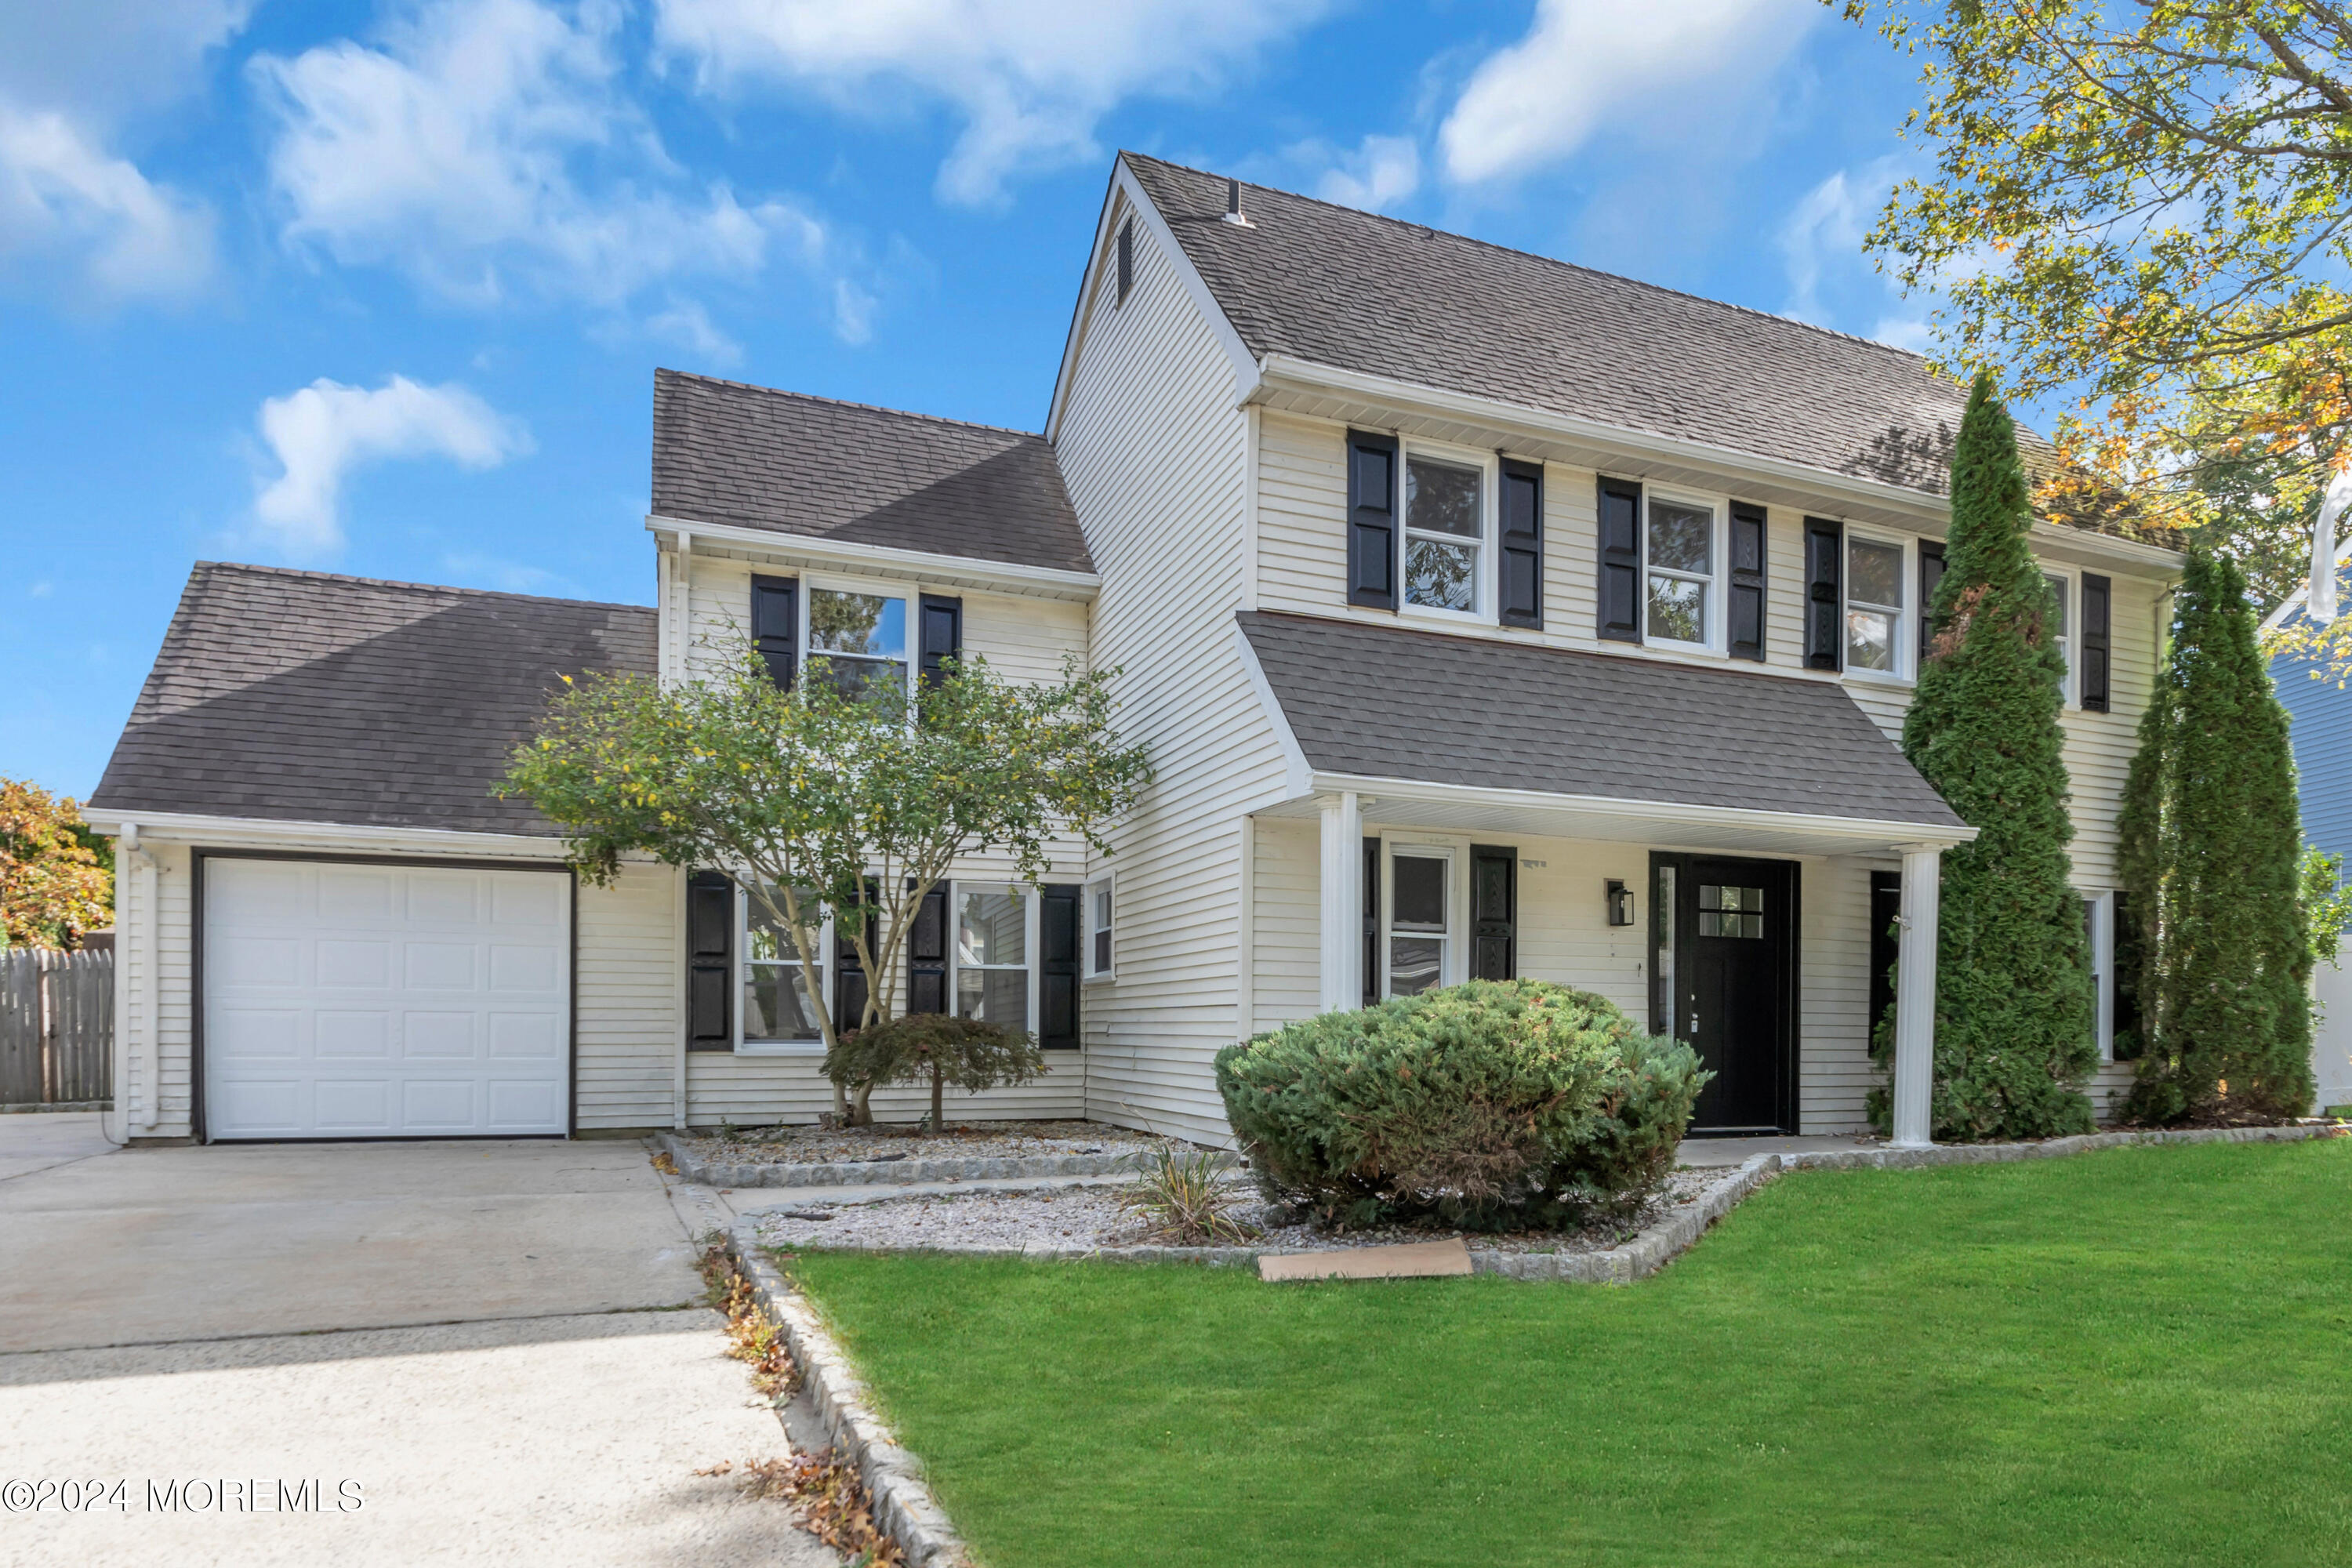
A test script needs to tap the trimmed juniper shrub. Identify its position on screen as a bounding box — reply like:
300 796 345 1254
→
1212 979 1708 1231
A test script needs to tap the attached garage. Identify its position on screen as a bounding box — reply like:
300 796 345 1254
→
201 857 572 1140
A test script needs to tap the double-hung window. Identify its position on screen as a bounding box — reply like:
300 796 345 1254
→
741 884 829 1049
954 884 1033 1032
1644 497 1715 646
806 584 909 699
2044 573 2073 701
1385 847 1452 997
1083 875 1114 981
1403 449 1488 616
1846 535 1907 675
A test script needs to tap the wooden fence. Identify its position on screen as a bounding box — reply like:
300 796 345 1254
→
0 949 113 1109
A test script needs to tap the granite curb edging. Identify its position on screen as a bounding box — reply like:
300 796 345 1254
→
723 1222 973 1568
660 1129 1234 1189
753 1121 2345 1286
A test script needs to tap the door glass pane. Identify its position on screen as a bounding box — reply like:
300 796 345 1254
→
1846 607 1896 670
1848 539 1903 608
1647 501 1711 572
1646 573 1705 642
1406 537 1476 611
1406 458 1482 537
1697 885 1765 938
1389 936 1443 996
956 888 1028 967
744 963 822 1041
808 590 906 658
1392 855 1446 930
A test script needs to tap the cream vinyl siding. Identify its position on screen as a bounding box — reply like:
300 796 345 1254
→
686 1056 1085 1128
1248 818 1321 1031
1802 855 1885 1131
114 831 683 1138
1056 194 1283 1144
114 839 194 1137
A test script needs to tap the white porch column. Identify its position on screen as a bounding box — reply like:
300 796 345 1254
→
1891 842 1944 1149
1318 792 1363 1013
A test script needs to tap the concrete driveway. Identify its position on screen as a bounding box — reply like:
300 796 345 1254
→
0 1116 836 1567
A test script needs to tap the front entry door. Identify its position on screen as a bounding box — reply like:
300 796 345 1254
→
1651 854 1796 1135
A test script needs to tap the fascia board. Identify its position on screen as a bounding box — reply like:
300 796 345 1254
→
77 811 633 860
646 514 1099 601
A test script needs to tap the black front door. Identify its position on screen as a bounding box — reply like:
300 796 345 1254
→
1651 854 1797 1134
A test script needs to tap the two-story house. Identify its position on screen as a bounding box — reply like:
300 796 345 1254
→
84 154 2180 1149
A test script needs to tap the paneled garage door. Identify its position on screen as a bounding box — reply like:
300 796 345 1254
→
202 858 571 1139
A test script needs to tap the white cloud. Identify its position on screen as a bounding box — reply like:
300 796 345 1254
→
641 297 746 366
28 580 53 598
1439 0 1817 186
1308 134 1420 213
0 3 255 125
1778 159 1894 322
0 105 215 300
251 376 532 556
653 0 1331 205
252 0 861 323
1871 316 1933 354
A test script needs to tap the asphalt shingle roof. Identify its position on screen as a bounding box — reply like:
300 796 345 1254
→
89 563 655 837
1124 153 1991 497
1238 610 1964 829
651 368 1094 572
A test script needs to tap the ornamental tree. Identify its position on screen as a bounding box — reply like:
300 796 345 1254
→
2117 550 2314 1122
1888 372 2099 1141
0 780 113 950
504 641 1151 1123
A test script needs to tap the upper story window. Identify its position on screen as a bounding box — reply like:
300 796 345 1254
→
807 585 909 699
2044 572 2073 702
1846 535 1907 675
1403 448 1491 617
1644 497 1715 647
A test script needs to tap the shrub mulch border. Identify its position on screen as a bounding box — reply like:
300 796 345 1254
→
752 1121 2349 1285
659 1129 1234 1190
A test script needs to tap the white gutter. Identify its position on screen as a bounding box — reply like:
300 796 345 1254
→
644 514 1099 601
1304 771 1980 850
1250 354 2184 573
79 811 603 860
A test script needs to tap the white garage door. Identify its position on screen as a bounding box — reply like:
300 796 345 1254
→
203 858 571 1139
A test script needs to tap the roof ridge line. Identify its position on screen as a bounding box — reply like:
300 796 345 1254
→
1118 151 1941 366
655 367 1048 443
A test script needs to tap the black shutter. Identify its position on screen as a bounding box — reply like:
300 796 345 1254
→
2081 572 2112 712
1039 884 1082 1049
1598 477 1642 642
1728 501 1766 662
1471 845 1516 981
1918 541 1947 666
1362 836 1381 1007
833 884 877 1036
1346 430 1399 609
1497 457 1544 629
906 884 948 1015
918 593 963 689
686 871 734 1051
1868 871 1900 1055
750 574 798 689
1804 517 1843 670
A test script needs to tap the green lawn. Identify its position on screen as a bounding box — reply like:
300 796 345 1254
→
785 1139 2352 1567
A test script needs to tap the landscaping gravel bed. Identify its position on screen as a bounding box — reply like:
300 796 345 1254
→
685 1119 1186 1168
752 1170 1715 1257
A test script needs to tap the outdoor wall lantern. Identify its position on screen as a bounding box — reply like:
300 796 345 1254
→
1605 879 1635 927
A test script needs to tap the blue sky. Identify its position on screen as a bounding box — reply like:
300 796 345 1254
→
4 0 1941 800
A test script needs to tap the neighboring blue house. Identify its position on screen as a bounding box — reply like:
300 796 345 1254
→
2265 572 2352 1109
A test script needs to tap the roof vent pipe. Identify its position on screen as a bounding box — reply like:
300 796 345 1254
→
1222 176 1254 228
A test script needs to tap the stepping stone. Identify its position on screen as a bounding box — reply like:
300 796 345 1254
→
1258 1238 1473 1282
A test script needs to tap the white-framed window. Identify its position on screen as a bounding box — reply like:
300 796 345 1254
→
2044 572 2074 702
804 579 911 700
1845 532 1909 677
1643 492 1718 648
1401 442 1495 619
739 883 830 1053
1383 844 1457 997
2086 890 2114 1062
1083 873 1115 981
953 883 1036 1033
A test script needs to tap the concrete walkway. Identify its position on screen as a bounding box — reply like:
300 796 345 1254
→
1678 1134 1889 1168
0 1116 837 1567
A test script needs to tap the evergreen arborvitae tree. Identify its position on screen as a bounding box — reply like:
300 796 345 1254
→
1893 372 2097 1139
2118 551 2314 1122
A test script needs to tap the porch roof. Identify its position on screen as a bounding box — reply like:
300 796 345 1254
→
1237 610 1966 841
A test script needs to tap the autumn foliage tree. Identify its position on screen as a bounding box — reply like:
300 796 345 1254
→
0 780 113 950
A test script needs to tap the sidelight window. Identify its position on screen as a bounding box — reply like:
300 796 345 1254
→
1386 848 1451 996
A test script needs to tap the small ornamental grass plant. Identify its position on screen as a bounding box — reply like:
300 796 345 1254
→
1117 1144 1258 1246
1213 978 1706 1232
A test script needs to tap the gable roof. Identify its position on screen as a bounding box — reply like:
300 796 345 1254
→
1238 610 1964 830
1121 153 1986 499
652 368 1093 573
89 563 655 837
